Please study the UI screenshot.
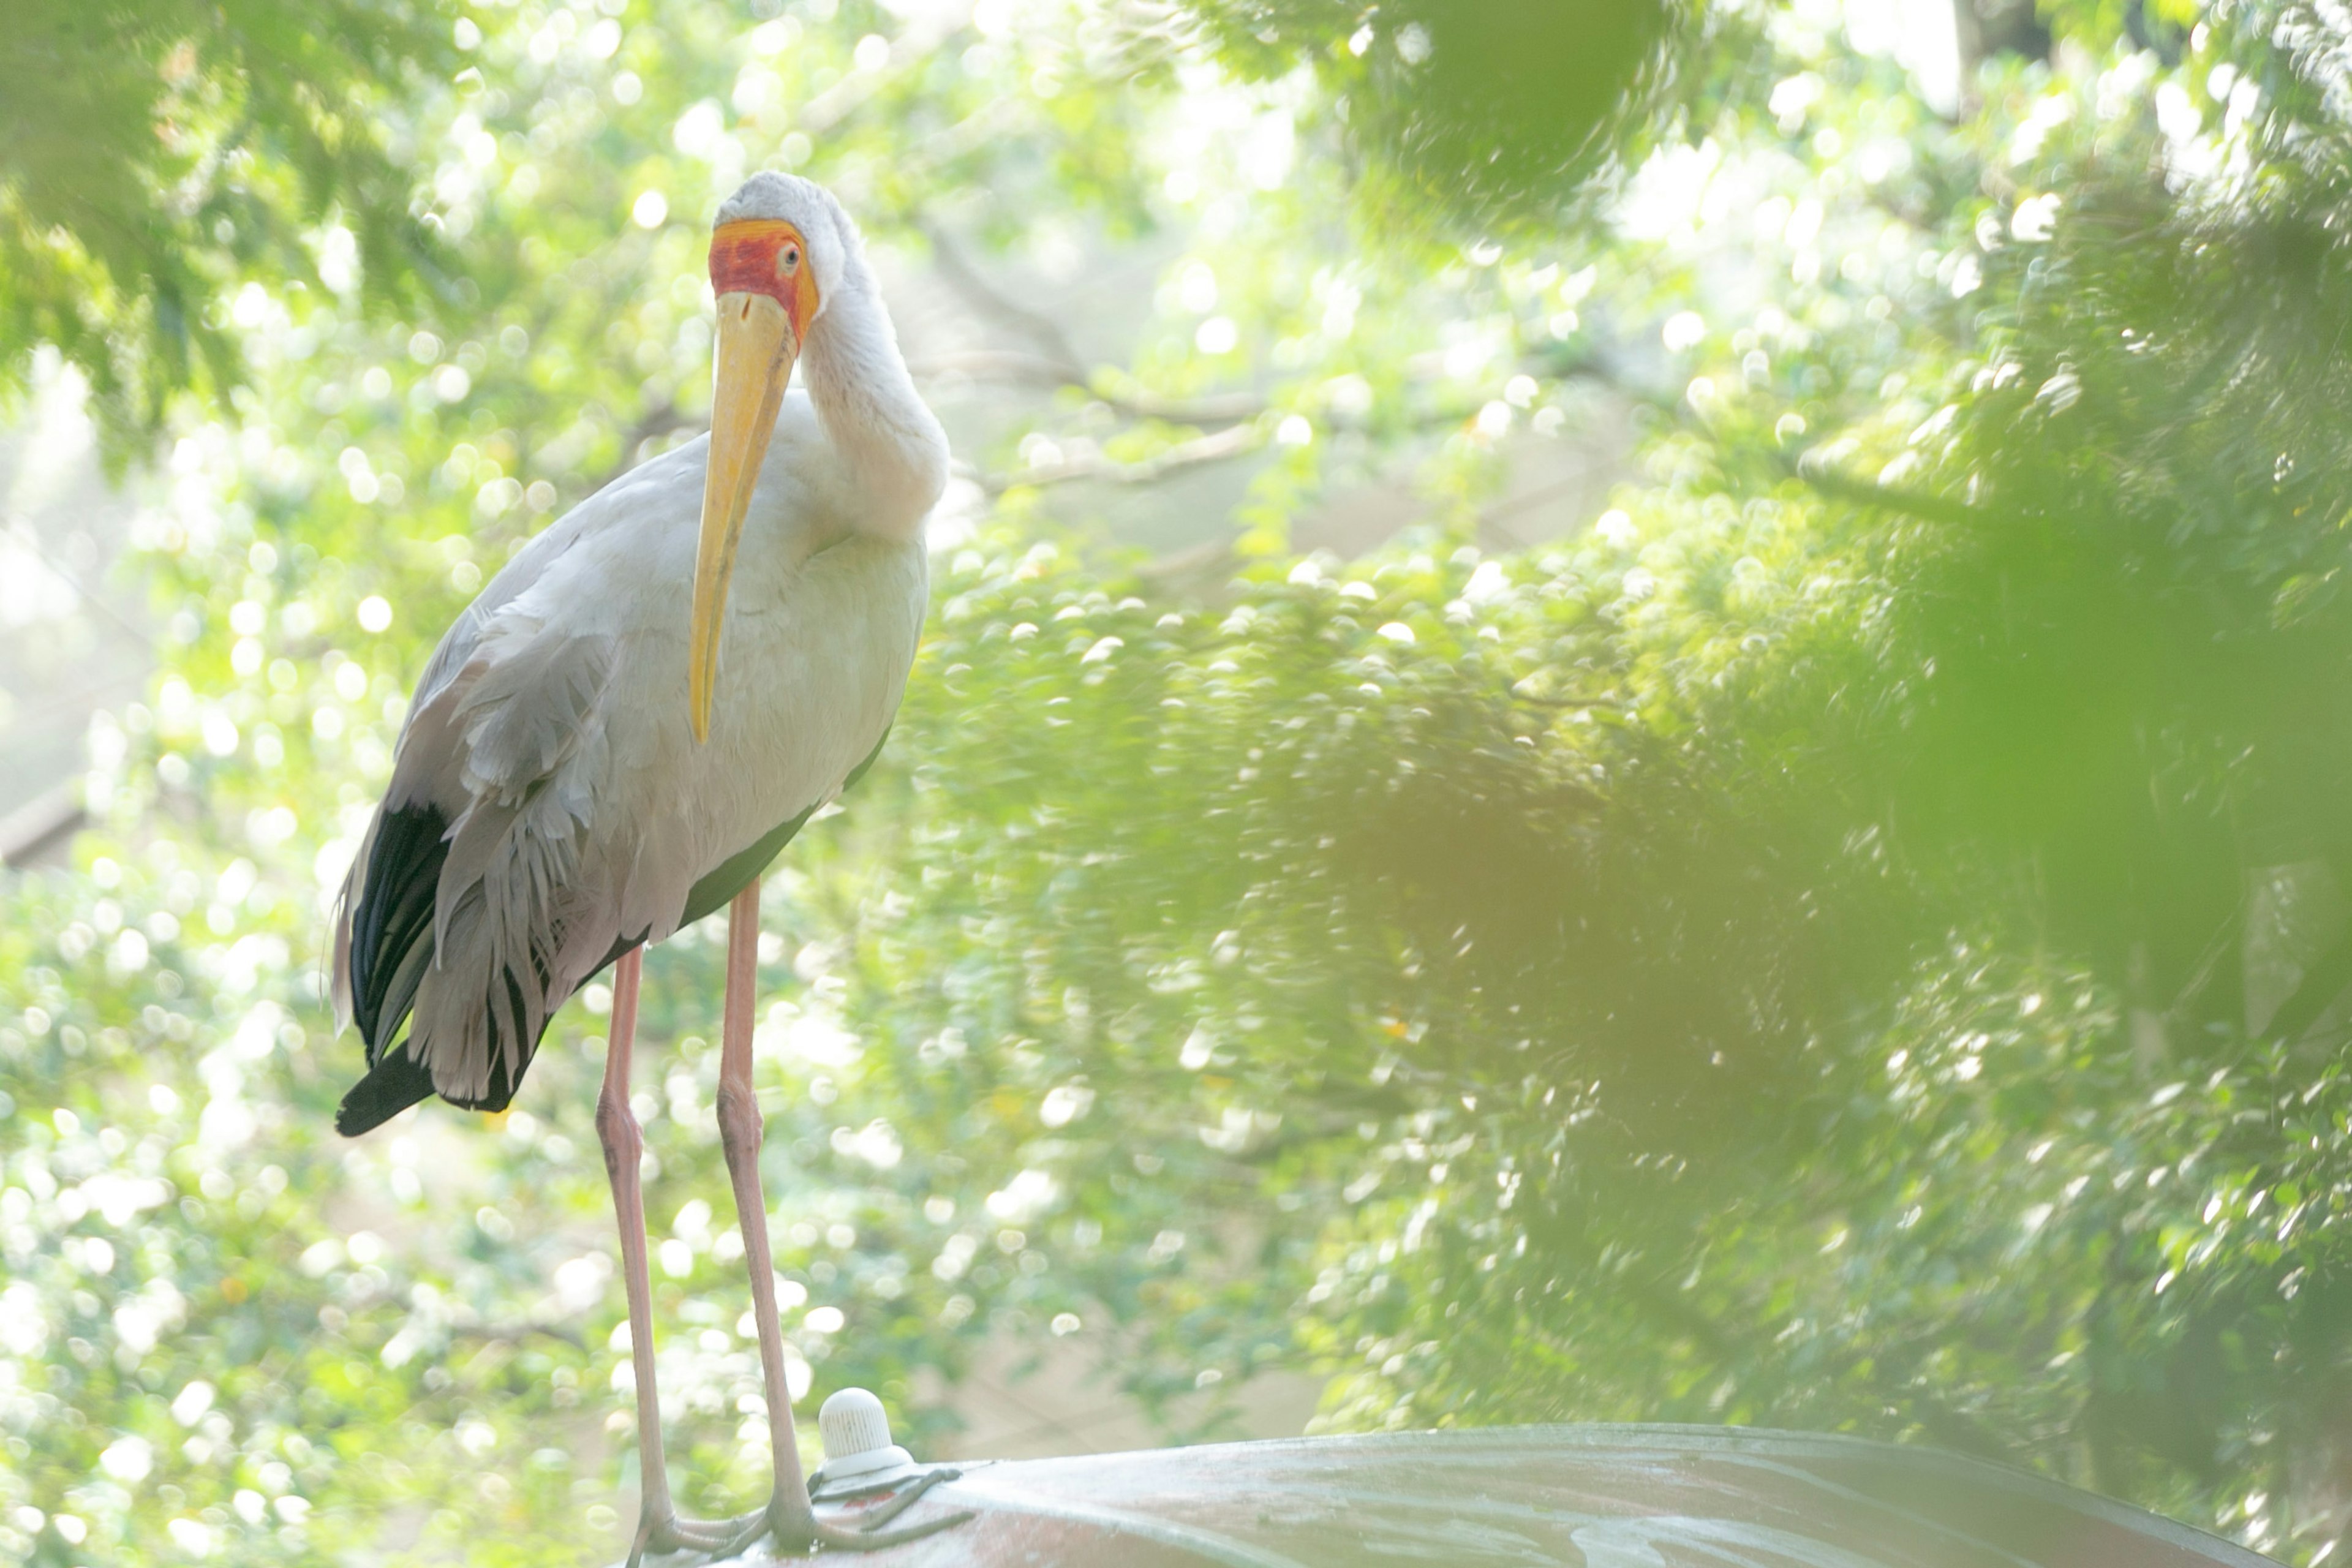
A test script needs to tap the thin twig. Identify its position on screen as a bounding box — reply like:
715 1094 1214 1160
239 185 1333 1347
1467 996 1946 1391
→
794 16 963 136
967 421 1264 495
911 349 1262 424
919 222 1266 426
1 521 151 646
920 219 1087 366
451 1319 587 1351
1793 458 1985 529
1131 535 1236 584
1513 691 1632 710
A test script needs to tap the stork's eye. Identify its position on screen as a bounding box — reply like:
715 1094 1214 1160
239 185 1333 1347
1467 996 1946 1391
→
778 244 801 276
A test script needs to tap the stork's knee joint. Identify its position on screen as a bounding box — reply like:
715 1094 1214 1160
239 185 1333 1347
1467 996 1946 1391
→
596 1087 643 1177
715 1080 763 1157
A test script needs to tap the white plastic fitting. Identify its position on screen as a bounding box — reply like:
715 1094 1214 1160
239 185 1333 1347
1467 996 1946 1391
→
818 1387 915 1482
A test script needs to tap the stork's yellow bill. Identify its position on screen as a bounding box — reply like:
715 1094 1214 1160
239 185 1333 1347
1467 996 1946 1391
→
692 218 821 743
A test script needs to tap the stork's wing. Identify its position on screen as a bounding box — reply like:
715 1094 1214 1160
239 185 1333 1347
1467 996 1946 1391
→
332 503 621 1132
330 501 609 1021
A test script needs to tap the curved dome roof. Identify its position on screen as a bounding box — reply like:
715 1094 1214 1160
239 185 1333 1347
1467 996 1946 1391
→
690 1423 2272 1567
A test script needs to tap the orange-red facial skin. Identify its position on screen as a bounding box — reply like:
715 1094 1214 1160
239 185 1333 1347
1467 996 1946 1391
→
709 219 820 338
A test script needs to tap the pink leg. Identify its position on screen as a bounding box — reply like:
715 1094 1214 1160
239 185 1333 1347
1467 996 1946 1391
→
712 880 970 1554
598 948 756 1565
714 880 816 1529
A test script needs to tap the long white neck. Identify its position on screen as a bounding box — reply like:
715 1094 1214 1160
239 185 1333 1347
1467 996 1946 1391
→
799 252 946 543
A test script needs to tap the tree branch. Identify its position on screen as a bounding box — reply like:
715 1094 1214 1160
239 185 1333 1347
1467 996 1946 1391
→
966 420 1264 495
1794 459 1988 530
1512 690 1632 710
911 348 1262 425
918 221 1265 426
920 219 1087 365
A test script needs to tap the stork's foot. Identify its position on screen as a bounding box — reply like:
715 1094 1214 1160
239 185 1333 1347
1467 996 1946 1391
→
627 1504 768 1567
710 1470 971 1557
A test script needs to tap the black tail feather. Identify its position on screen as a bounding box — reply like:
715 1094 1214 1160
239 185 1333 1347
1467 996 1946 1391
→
334 1023 527 1136
352 803 450 1057
340 799 551 1136
335 1040 438 1134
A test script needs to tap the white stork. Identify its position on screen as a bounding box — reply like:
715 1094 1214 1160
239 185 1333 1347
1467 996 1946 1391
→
331 173 965 1559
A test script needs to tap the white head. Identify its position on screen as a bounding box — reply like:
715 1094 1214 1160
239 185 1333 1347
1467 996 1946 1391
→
687 173 861 741
712 172 864 325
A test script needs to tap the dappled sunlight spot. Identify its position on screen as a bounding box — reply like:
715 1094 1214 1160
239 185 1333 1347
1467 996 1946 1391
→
98 1434 153 1483
759 1001 862 1068
831 1119 902 1168
984 1169 1058 1226
1038 1083 1093 1128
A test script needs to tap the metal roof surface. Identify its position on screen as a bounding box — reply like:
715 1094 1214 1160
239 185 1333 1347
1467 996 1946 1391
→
704 1423 2277 1567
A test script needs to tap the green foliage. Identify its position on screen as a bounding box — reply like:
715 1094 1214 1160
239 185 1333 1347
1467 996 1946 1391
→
18 0 2352 1564
0 0 450 454
1162 0 1716 237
